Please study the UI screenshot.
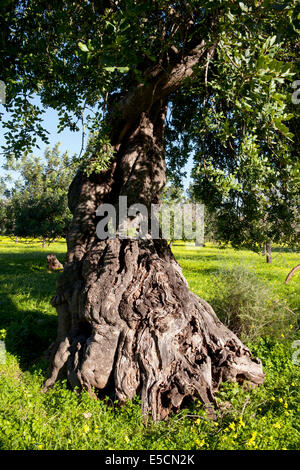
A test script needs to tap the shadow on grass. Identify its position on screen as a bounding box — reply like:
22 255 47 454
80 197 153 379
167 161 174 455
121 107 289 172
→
1 294 57 371
0 249 65 371
181 266 219 276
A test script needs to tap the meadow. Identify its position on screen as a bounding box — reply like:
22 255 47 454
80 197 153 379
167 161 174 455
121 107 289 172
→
0 237 299 450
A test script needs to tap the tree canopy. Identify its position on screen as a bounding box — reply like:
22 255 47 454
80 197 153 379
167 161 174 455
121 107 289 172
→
187 14 300 251
1 0 299 176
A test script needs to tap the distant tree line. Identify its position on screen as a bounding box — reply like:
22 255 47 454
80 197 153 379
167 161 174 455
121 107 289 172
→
0 144 77 247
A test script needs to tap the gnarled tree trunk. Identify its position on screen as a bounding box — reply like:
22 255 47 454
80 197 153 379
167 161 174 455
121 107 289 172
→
44 43 265 421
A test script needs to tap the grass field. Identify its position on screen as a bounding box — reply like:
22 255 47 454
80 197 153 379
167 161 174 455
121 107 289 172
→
0 237 299 450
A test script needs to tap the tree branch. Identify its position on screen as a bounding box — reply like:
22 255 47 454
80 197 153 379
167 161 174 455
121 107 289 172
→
110 40 207 147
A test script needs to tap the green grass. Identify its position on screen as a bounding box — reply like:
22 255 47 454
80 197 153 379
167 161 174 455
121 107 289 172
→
172 242 300 316
0 237 299 450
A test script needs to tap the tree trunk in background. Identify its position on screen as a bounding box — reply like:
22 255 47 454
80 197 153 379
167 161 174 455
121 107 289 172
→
44 44 265 420
266 242 272 264
15 236 18 244
42 237 46 249
47 254 63 271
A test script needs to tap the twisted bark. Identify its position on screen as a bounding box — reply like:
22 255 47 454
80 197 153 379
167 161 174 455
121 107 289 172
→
44 43 265 420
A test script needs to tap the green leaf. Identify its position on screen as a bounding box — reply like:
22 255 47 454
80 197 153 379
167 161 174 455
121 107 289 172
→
226 11 235 22
239 2 248 12
103 66 116 73
116 67 130 73
103 66 129 73
273 118 294 140
78 42 89 53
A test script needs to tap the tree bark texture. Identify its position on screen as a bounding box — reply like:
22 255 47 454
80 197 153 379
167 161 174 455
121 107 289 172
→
44 42 265 420
265 242 272 264
47 254 64 271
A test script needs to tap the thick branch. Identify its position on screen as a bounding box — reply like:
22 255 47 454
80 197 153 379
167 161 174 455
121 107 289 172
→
285 264 300 284
110 41 206 146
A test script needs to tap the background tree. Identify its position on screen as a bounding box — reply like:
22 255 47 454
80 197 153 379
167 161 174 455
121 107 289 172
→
161 182 186 247
1 0 299 420
188 32 300 263
0 177 11 235
4 144 76 246
186 183 218 244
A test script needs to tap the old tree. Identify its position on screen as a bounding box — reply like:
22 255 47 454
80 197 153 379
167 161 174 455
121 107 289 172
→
1 0 299 420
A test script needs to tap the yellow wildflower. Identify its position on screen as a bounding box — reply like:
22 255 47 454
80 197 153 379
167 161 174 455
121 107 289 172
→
229 422 235 431
38 445 43 450
124 435 130 443
278 398 283 403
273 423 281 429
246 431 257 447
238 417 245 427
83 424 90 433
195 438 205 447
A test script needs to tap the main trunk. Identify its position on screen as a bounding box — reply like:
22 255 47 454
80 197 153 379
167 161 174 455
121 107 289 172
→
266 242 272 264
44 106 264 420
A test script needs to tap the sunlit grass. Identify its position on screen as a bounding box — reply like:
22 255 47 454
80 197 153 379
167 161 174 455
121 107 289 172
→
172 241 300 315
0 237 299 450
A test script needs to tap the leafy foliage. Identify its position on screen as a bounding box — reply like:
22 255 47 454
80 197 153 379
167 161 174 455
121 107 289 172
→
187 8 300 251
76 130 115 177
2 144 76 242
1 1 299 172
210 264 296 342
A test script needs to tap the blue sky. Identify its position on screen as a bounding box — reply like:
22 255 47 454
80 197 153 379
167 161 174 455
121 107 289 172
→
0 97 83 180
0 97 193 189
